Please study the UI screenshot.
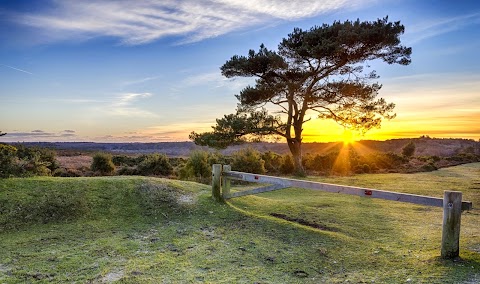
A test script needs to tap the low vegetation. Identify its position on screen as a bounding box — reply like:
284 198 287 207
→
91 152 115 175
0 144 58 178
3 140 480 183
0 164 479 283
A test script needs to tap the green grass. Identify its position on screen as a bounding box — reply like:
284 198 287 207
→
1 164 479 283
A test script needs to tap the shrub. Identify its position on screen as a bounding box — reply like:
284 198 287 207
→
280 155 295 174
231 147 265 174
178 150 225 184
421 162 437 172
179 150 210 180
354 164 371 174
402 141 416 157
309 152 337 172
53 168 82 177
137 153 173 176
0 144 18 178
112 155 138 167
117 166 139 176
262 151 283 173
91 153 115 175
15 145 59 174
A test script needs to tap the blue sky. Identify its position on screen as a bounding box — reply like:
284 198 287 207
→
0 0 479 142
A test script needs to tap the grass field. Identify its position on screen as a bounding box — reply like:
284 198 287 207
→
0 163 479 283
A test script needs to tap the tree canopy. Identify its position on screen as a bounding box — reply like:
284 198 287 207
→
190 17 411 175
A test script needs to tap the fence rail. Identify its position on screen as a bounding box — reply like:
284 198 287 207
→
223 170 473 210
211 164 473 259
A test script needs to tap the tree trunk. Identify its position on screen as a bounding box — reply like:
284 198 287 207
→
287 138 306 176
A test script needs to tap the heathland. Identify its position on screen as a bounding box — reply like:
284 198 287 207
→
0 163 479 283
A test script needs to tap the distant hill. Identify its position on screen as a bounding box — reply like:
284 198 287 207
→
10 137 480 157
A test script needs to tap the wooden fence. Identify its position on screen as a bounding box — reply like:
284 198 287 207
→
211 164 473 259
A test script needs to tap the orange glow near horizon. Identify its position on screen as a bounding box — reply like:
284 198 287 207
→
300 110 480 143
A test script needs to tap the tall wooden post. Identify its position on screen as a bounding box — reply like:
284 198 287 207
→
212 164 222 202
222 165 231 200
441 191 462 259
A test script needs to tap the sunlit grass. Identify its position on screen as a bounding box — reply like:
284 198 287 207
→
0 164 479 283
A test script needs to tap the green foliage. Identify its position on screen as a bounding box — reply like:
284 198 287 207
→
178 150 225 184
0 144 59 177
280 155 295 174
0 144 18 178
358 164 371 174
190 109 281 149
402 141 416 157
304 152 338 173
231 147 265 174
117 166 138 176
420 162 437 172
262 151 283 173
137 153 173 176
53 167 83 177
91 153 115 175
179 150 210 182
112 155 138 167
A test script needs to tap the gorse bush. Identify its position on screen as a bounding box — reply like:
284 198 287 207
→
179 150 210 181
112 155 138 167
280 155 295 174
0 144 18 178
262 151 283 174
231 147 265 174
178 150 225 184
137 153 173 176
0 144 59 178
91 153 115 175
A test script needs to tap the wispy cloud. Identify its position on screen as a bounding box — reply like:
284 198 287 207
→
181 70 253 89
1 64 34 75
107 92 158 117
2 129 78 142
121 75 162 87
407 12 480 44
13 0 369 45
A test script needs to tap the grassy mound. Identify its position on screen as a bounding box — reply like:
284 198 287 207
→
0 177 202 231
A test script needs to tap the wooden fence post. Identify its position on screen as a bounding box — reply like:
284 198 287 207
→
441 190 462 259
212 164 222 202
222 165 231 200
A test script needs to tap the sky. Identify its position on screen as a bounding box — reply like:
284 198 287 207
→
0 0 479 143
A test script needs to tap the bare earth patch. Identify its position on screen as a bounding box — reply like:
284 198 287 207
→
0 264 10 273
100 270 124 283
178 194 195 205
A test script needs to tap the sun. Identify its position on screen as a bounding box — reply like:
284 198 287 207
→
341 129 356 145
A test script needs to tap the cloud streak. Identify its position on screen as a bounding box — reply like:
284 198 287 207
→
1 64 34 75
14 0 368 45
1 130 78 142
121 75 162 87
107 92 158 117
407 12 480 44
